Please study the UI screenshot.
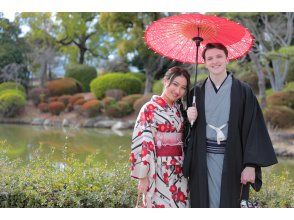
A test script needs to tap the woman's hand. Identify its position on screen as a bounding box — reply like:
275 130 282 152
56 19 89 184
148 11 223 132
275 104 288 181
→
138 177 149 193
187 106 198 124
240 167 255 185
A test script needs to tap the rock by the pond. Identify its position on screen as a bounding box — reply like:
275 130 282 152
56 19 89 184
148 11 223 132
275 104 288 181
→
62 118 70 127
31 118 45 126
43 119 51 126
94 120 117 128
83 119 96 127
111 121 134 130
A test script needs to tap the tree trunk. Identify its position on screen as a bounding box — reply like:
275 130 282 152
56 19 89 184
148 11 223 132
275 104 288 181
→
144 71 153 94
79 47 86 64
39 60 47 87
249 52 267 108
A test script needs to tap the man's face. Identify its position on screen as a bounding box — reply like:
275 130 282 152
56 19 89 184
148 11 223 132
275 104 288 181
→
204 48 228 77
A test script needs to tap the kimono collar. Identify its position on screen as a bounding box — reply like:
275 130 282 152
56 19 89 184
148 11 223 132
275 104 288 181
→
151 95 172 109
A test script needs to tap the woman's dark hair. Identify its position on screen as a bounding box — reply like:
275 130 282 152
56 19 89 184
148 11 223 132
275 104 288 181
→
164 66 190 93
202 43 228 61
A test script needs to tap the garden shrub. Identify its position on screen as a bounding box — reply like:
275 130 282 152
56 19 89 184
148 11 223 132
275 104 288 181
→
101 97 116 108
81 100 102 118
0 82 26 95
286 58 294 83
152 80 163 95
69 94 84 105
48 101 65 116
46 78 83 97
105 101 133 118
125 72 146 82
250 170 294 208
29 87 50 106
105 89 125 101
38 103 49 113
73 98 86 106
0 142 137 207
90 73 142 99
65 64 97 92
284 81 294 91
58 95 72 107
48 97 58 103
121 94 143 108
264 105 294 128
267 90 294 109
0 89 26 117
133 93 153 114
238 72 259 93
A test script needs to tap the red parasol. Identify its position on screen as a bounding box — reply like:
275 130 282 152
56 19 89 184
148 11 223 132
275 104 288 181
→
144 13 254 117
144 13 254 64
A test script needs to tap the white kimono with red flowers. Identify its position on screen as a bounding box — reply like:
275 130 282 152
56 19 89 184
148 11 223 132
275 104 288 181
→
130 95 189 208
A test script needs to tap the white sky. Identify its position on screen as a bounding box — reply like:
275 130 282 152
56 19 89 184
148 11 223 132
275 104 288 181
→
1 0 293 15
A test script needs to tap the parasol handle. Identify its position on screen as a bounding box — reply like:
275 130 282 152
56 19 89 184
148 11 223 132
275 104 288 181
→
190 95 196 127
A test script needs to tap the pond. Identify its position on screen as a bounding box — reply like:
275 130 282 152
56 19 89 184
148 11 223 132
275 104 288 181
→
0 124 293 180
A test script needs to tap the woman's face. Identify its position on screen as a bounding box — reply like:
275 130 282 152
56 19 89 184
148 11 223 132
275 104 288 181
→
162 75 187 105
204 48 228 77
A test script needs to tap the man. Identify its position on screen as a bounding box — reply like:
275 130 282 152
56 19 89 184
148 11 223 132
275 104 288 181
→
184 43 278 208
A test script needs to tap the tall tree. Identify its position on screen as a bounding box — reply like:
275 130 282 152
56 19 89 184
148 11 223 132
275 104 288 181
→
55 12 107 65
16 12 59 87
0 14 29 88
227 12 294 92
100 12 179 94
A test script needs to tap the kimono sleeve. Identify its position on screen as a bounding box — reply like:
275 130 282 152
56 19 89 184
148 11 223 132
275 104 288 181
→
241 86 278 190
130 104 156 179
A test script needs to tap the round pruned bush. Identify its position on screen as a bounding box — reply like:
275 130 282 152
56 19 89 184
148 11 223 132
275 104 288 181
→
133 93 153 114
90 73 142 99
105 89 125 101
81 100 102 118
38 103 49 113
73 98 86 106
48 97 58 103
48 101 65 116
121 94 143 108
0 82 26 95
65 64 97 92
267 90 294 109
104 100 133 118
264 105 294 128
152 80 163 95
29 87 50 106
46 78 83 97
69 94 84 105
0 89 26 117
58 95 72 107
101 97 116 108
125 72 146 83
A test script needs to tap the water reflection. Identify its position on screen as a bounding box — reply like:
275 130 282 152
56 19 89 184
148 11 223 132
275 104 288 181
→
0 124 132 164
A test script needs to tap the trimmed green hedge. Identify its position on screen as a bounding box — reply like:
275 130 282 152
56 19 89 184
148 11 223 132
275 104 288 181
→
0 142 137 208
0 89 26 117
125 72 146 83
90 73 142 99
46 78 83 96
0 82 26 95
65 65 97 92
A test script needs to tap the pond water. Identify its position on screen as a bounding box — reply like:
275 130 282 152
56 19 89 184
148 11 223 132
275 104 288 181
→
0 124 293 180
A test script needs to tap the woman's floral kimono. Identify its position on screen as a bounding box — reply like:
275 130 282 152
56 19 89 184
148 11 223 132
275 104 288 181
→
130 95 189 208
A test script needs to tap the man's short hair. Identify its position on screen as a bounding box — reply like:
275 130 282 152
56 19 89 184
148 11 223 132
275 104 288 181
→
202 43 228 60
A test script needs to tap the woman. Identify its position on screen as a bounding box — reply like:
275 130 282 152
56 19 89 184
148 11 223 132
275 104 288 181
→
130 67 196 208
